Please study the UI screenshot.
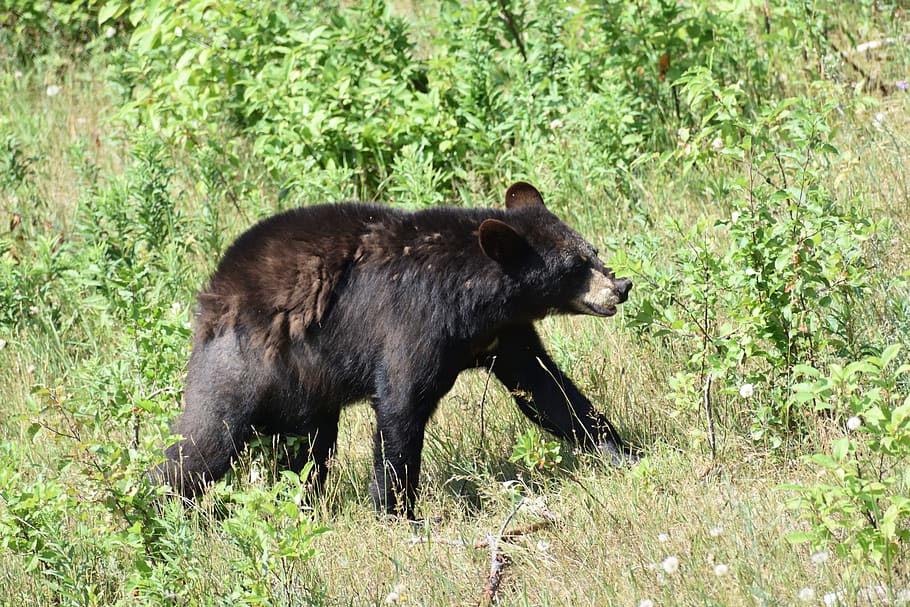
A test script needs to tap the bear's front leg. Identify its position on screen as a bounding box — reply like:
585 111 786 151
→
489 324 635 463
370 401 428 519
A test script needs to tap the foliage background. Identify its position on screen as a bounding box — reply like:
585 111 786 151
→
1 0 909 605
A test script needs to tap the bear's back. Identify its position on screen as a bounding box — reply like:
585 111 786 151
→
195 204 397 349
192 202 519 357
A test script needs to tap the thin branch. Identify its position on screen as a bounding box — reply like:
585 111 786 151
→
851 34 910 55
497 0 528 62
703 372 716 459
407 519 555 550
824 30 895 95
478 520 555 548
479 497 525 606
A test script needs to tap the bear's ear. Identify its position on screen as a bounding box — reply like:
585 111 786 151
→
504 182 546 210
478 219 529 265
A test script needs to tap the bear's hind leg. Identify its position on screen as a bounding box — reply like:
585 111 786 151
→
153 334 266 497
155 414 253 498
369 387 439 519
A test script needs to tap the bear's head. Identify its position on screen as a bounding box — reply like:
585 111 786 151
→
478 182 632 319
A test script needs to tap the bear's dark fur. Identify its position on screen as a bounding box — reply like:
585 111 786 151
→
153 182 632 517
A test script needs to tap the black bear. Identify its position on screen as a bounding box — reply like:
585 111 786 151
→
153 182 632 517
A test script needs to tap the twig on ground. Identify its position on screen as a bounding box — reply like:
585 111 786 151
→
479 497 525 606
851 34 910 55
407 518 556 550
405 502 556 605
407 536 467 547
824 30 894 95
474 520 554 549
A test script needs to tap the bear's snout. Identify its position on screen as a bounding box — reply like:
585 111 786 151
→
614 277 632 303
568 267 632 317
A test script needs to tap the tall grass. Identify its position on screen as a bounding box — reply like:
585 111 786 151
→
1 1 909 605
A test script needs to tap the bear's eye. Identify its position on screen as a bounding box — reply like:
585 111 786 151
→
570 254 589 270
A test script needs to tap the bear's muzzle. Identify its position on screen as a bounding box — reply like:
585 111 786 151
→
570 268 633 317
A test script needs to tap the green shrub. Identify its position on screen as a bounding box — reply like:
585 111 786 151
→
783 345 910 571
110 0 785 201
616 70 883 450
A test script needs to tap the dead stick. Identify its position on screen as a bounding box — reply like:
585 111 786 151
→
409 519 555 551
497 0 527 62
480 498 525 606
474 520 555 549
824 30 894 95
852 34 910 55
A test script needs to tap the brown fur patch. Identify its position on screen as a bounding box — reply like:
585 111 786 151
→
192 206 377 359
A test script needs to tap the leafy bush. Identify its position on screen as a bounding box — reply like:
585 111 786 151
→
215 466 329 604
0 0 128 69
510 427 563 471
616 69 883 450
784 345 910 571
108 0 789 201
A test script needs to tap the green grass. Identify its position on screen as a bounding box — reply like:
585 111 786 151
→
2 3 910 606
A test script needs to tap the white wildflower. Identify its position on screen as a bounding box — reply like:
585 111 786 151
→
661 555 680 575
535 540 550 553
872 112 885 130
810 550 829 565
548 118 564 130
658 533 670 543
638 600 654 607
714 563 729 577
711 137 724 152
823 590 842 606
175 26 183 37
798 587 815 602
105 26 117 38
27 364 36 374
739 383 755 398
385 583 406 604
46 85 62 97
846 416 861 431
709 526 724 538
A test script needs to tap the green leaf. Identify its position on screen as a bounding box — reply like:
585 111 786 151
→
879 344 902 368
785 531 815 544
98 1 125 25
26 423 42 440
